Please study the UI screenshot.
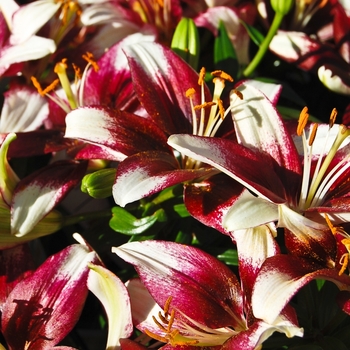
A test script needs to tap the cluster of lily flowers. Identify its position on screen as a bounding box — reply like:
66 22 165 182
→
1 0 350 349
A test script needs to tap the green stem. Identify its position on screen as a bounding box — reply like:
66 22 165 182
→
62 210 112 227
243 12 285 77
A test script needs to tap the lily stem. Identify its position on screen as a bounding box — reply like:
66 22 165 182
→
243 11 285 77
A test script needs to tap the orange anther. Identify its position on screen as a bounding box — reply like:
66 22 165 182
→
308 123 318 146
82 52 99 72
193 101 216 110
297 106 309 136
329 108 337 128
185 88 196 98
31 77 60 96
198 67 206 85
211 70 233 82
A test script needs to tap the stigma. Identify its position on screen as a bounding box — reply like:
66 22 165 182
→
297 107 350 211
144 296 237 347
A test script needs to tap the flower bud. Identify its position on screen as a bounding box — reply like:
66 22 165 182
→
270 0 294 15
81 168 116 199
171 18 200 70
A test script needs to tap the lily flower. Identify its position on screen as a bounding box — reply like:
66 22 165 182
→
112 240 303 350
0 234 99 349
168 81 350 262
64 40 238 206
267 1 350 95
0 133 87 245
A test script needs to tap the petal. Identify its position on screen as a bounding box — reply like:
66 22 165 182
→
184 173 245 234
125 278 164 335
2 243 98 349
65 106 169 161
112 240 246 329
252 254 350 324
11 160 87 237
0 244 34 311
318 64 350 96
0 35 56 68
223 190 279 231
232 81 302 196
168 134 287 202
11 0 60 42
124 41 211 135
231 224 279 304
0 83 48 132
83 32 154 113
113 151 215 207
88 264 133 349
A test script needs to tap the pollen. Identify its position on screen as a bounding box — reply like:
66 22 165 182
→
198 67 206 85
82 52 99 72
211 70 234 82
193 102 216 110
297 106 309 136
31 77 60 96
329 108 337 128
231 89 243 100
185 88 196 98
72 63 82 80
308 123 318 146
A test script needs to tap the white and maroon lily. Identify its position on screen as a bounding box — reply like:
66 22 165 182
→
112 240 303 350
0 235 100 349
0 133 87 245
64 40 237 206
267 1 350 95
168 81 350 261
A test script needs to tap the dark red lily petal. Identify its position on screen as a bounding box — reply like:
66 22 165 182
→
113 150 216 207
2 130 68 158
11 160 88 237
252 254 350 324
113 240 246 330
65 106 170 161
2 243 99 349
184 173 244 235
284 227 337 266
124 41 212 135
0 244 34 310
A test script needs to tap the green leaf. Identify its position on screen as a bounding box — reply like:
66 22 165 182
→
109 206 167 235
214 21 238 80
215 248 238 266
240 20 265 47
173 203 190 218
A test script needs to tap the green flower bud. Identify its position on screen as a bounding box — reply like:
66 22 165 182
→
171 17 200 70
271 0 294 15
81 168 116 199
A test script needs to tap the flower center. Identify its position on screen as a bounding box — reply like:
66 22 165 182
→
297 106 350 211
31 52 99 113
181 68 242 169
144 296 236 347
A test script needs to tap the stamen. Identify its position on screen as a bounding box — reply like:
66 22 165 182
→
193 102 216 110
185 88 196 98
198 67 206 86
72 63 82 80
297 106 309 136
31 77 60 96
231 89 243 100
339 247 349 275
211 70 234 82
217 99 225 120
308 123 318 146
144 329 169 343
164 296 173 315
82 52 99 72
329 108 337 128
